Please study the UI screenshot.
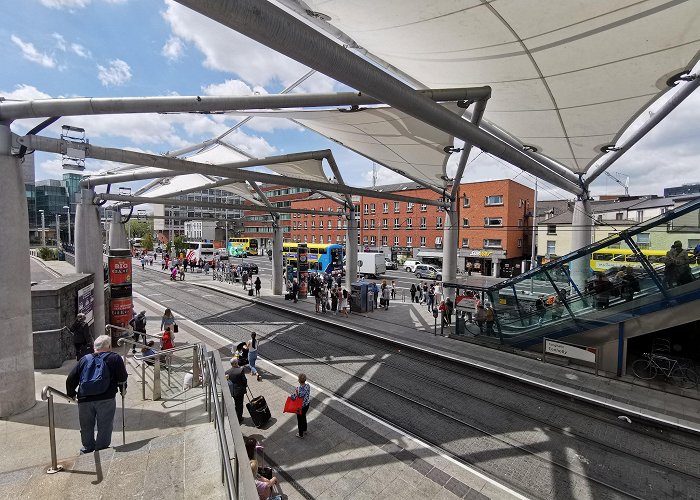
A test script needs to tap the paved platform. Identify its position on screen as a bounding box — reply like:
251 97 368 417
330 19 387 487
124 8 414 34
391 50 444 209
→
24 256 699 499
130 259 700 434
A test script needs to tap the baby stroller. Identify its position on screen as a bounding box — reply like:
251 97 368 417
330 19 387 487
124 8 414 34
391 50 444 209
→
234 341 249 367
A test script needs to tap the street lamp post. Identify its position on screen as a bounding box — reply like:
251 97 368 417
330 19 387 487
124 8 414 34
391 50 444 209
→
39 209 45 246
55 214 61 249
63 205 71 247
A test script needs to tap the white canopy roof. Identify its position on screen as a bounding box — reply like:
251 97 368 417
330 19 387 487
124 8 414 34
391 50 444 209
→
281 0 700 174
233 102 462 189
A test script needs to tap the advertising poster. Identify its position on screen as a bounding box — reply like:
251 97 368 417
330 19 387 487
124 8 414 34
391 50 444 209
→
77 283 95 325
108 255 132 285
110 296 133 331
297 244 308 298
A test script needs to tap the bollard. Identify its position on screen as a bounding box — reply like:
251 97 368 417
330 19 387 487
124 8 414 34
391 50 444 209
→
432 308 438 336
46 394 63 474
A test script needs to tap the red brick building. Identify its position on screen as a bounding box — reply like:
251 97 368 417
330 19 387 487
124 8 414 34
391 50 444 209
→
241 184 312 253
289 179 534 277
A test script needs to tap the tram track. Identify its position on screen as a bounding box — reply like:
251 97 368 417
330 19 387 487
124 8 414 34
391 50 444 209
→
135 273 700 499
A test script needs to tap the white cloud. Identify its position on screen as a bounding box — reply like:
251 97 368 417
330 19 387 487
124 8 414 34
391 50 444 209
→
202 79 256 96
161 36 184 61
0 84 52 100
11 35 57 68
71 43 90 58
162 0 322 89
41 0 90 9
52 32 91 58
97 59 132 86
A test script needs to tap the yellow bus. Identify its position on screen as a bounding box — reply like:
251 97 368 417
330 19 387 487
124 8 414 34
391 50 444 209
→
282 242 343 273
227 237 258 256
589 248 697 272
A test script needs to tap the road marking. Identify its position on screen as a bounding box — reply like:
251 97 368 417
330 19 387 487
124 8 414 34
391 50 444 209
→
131 289 527 500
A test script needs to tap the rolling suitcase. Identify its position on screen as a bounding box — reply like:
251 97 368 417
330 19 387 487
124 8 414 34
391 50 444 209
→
249 288 254 296
246 387 271 428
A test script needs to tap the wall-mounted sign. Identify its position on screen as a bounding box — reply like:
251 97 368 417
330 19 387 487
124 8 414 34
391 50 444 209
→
77 283 94 325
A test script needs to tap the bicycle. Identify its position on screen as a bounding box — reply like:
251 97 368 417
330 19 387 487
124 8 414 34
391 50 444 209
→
632 353 698 389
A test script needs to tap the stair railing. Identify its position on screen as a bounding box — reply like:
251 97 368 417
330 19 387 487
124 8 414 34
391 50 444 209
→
40 385 76 474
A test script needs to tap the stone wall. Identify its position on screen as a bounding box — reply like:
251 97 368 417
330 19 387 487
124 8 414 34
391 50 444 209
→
31 273 93 368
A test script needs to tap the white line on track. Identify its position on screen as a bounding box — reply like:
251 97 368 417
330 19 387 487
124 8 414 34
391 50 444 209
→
132 290 528 500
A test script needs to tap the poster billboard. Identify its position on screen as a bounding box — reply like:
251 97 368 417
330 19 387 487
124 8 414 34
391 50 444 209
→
297 244 308 298
108 255 132 285
110 296 133 331
77 283 94 325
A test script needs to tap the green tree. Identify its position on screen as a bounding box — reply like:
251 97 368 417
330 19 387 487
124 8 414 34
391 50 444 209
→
174 235 187 258
142 232 154 251
126 220 152 239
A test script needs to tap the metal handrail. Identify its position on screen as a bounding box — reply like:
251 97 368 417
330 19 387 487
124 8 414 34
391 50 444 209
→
200 345 258 500
41 385 76 474
107 323 164 340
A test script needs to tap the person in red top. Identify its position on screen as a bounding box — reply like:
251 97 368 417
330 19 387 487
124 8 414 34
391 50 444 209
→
161 327 174 350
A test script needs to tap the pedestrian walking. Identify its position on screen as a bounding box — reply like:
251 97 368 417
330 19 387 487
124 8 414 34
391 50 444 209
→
535 296 546 325
292 279 299 303
331 285 338 314
254 276 262 296
427 284 435 311
340 289 349 317
160 307 176 340
128 310 147 353
66 335 128 454
485 304 495 336
381 282 391 310
290 373 311 438
225 358 247 424
69 312 93 361
410 283 416 303
475 304 486 334
247 332 259 378
439 299 448 327
391 280 396 300
140 256 145 270
445 296 454 325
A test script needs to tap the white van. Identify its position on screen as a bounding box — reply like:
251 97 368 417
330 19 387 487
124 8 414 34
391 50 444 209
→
403 259 422 272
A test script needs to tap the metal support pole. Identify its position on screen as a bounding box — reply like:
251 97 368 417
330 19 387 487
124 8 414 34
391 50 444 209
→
55 214 61 249
46 394 63 474
153 359 162 401
569 197 592 294
345 209 358 292
192 346 201 388
141 362 146 400
40 210 46 246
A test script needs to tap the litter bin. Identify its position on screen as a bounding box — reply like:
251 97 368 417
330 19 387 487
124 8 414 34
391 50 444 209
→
351 282 370 313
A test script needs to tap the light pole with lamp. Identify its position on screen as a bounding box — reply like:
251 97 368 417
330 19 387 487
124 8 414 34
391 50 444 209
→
38 209 45 247
63 205 71 247
55 214 61 249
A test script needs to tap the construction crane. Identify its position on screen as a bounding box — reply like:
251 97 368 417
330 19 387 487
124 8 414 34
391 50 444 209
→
604 171 630 196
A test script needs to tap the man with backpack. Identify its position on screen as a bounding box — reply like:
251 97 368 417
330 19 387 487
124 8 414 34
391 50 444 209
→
66 335 128 454
128 310 147 353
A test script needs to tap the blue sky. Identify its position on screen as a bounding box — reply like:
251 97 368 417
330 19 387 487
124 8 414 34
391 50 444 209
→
2 0 700 201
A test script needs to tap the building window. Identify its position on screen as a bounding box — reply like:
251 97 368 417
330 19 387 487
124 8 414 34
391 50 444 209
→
304 222 308 230
547 224 556 235
518 199 524 208
311 221 315 229
636 210 644 222
370 219 376 229
484 239 502 248
370 203 376 214
383 202 388 213
394 218 400 229
546 240 556 255
336 235 341 243
484 217 503 227
312 208 315 217
304 236 308 243
407 202 413 213
407 236 413 247
436 216 443 229
363 219 368 229
420 204 427 212
636 233 650 249
461 238 469 248
328 235 332 243
363 204 369 215
435 236 443 248
337 220 342 229
327 221 331 229
312 236 316 243
615 212 624 221
394 236 400 246
370 236 376 245
381 235 388 246
462 196 470 208
462 218 469 228
517 239 523 248
420 236 426 247
406 218 413 229
394 201 400 213
363 236 369 244
485 195 503 206
382 218 388 230
420 217 426 229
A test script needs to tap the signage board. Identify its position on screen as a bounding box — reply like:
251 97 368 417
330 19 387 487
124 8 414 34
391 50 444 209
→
108 255 132 285
455 294 480 313
110 296 133 331
297 244 308 298
545 339 596 364
77 283 94 325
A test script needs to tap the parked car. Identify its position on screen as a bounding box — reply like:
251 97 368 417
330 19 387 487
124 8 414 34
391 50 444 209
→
240 262 259 275
415 264 442 281
403 259 422 272
384 259 398 270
